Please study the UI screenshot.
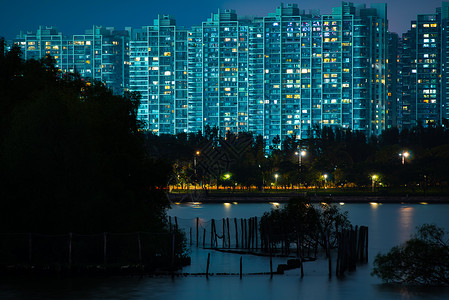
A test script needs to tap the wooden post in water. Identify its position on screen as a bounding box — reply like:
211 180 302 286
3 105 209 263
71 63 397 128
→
268 233 273 278
68 232 72 267
240 256 243 279
175 216 178 232
211 219 215 248
227 218 230 248
234 218 239 248
137 232 142 265
203 228 206 248
248 218 252 250
196 217 199 247
365 226 369 263
103 232 107 266
326 231 331 278
28 233 32 264
255 217 258 250
244 219 248 249
206 253 211 279
169 216 172 232
241 219 244 248
222 218 226 248
171 231 175 276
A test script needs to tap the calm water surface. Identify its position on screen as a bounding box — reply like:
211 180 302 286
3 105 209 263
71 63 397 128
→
1 202 449 299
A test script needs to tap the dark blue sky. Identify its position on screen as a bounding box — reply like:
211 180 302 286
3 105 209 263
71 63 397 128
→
0 0 446 40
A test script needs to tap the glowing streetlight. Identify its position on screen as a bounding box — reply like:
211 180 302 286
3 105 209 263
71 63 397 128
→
323 173 328 188
274 173 279 189
194 150 200 173
295 150 307 166
399 151 410 165
371 174 378 192
224 173 231 180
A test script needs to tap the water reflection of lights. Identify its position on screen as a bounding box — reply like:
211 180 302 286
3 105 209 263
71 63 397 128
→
224 203 231 207
399 206 415 242
419 202 428 205
232 202 238 205
191 202 203 208
370 202 379 207
270 202 280 208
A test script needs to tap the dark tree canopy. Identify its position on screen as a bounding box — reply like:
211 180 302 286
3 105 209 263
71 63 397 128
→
0 47 172 234
372 224 449 286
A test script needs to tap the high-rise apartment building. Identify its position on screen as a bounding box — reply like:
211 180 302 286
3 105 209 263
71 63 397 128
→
130 15 188 134
186 10 250 135
14 26 129 95
397 2 449 129
9 2 400 151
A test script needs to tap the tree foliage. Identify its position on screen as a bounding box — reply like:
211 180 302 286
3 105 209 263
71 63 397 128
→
260 197 351 252
372 224 449 286
0 47 174 235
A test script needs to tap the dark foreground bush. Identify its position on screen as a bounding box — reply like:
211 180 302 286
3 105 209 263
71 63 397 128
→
372 224 449 286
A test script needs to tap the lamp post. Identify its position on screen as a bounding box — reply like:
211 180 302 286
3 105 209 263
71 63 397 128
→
274 173 279 189
372 174 378 192
399 151 410 165
323 174 328 189
295 150 307 166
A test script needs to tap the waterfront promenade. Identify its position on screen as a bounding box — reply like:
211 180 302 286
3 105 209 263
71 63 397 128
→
168 191 449 204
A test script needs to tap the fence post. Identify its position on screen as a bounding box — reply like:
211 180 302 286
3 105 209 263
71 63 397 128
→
203 228 206 248
138 232 142 265
196 217 199 247
206 252 210 279
69 232 72 267
171 231 175 276
103 232 107 266
28 233 32 265
234 218 239 248
240 256 243 279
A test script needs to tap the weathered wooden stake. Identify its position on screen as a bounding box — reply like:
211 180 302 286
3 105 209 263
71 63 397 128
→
240 256 243 279
365 226 369 263
206 253 211 279
171 231 175 276
189 228 192 246
137 232 142 265
240 219 245 249
211 219 215 248
103 232 107 266
227 218 230 248
196 217 199 247
69 232 72 266
234 218 239 248
28 233 32 264
222 218 226 248
203 228 206 248
326 231 331 278
255 217 258 250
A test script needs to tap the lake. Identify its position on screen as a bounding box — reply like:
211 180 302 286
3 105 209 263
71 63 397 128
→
1 202 449 299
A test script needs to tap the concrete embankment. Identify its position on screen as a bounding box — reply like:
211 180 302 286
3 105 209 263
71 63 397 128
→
168 192 449 204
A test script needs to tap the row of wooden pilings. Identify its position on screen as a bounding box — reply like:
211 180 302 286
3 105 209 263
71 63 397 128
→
171 215 369 278
192 217 260 250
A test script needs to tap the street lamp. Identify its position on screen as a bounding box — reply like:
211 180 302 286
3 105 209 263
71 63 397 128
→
295 150 307 166
323 174 328 189
371 174 378 192
274 173 279 189
399 151 410 165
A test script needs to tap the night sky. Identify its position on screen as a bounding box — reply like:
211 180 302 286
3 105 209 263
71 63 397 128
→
0 0 446 40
